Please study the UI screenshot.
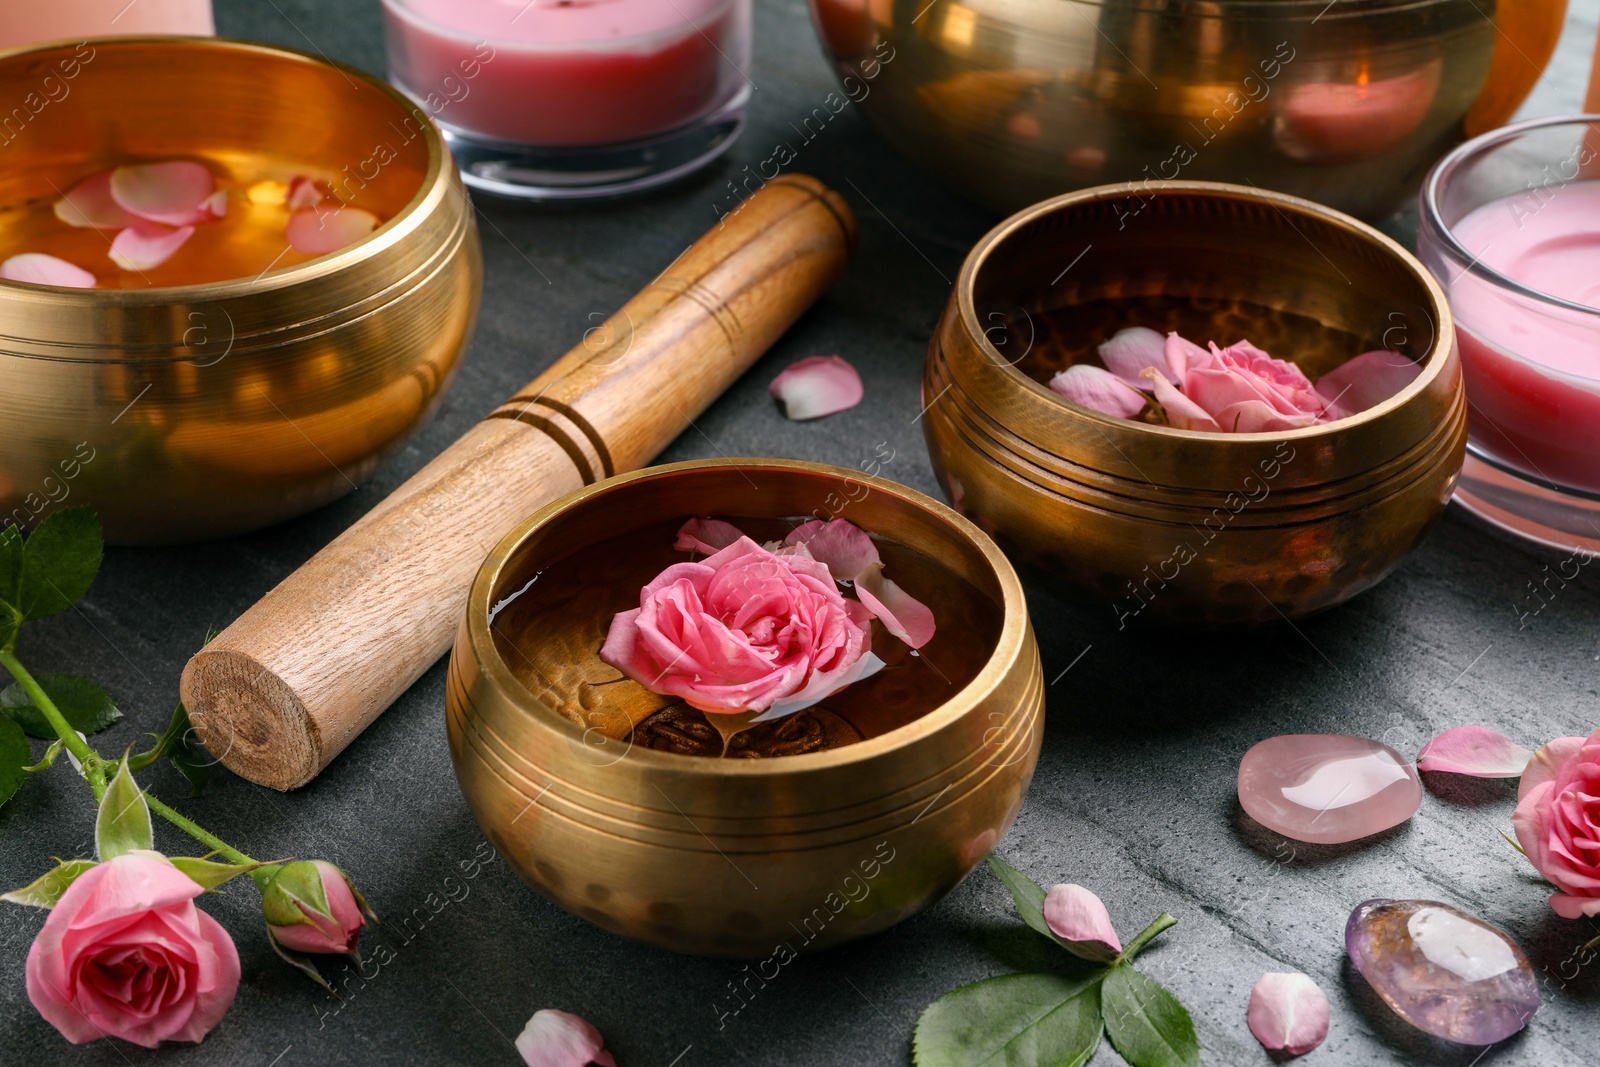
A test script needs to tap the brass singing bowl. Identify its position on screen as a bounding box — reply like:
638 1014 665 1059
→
446 459 1043 957
922 181 1465 626
809 0 1566 219
0 38 481 544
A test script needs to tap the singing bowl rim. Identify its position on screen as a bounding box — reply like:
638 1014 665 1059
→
0 35 447 305
465 457 1029 778
957 179 1456 443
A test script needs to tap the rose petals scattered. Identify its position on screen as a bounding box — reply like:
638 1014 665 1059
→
516 1009 616 1067
1417 726 1533 778
0 253 95 288
286 175 323 210
53 170 139 229
109 161 216 227
1315 349 1423 415
109 224 195 271
769 354 863 420
286 206 379 256
783 519 880 581
1098 326 1176 387
674 517 745 555
1049 364 1147 418
1041 883 1122 962
855 564 937 649
1248 972 1330 1056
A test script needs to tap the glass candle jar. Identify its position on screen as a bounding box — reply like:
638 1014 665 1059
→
381 0 751 200
1418 115 1600 554
0 0 213 49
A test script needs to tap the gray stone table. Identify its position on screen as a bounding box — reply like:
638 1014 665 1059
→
2 2 1598 1065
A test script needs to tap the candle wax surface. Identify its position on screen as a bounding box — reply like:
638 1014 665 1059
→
397 0 723 45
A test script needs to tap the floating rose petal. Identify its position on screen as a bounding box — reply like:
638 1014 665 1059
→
1417 726 1533 778
109 161 216 226
752 649 887 722
1098 326 1175 388
1049 364 1146 418
674 517 745 555
0 253 96 288
286 206 379 256
198 190 228 222
769 354 863 420
1146 368 1222 431
1042 883 1122 962
1248 972 1330 1056
286 175 323 210
53 170 139 229
856 563 937 648
1315 349 1423 415
110 224 195 271
783 519 880 581
515 1009 616 1067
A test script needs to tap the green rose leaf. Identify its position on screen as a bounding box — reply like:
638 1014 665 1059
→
0 525 20 649
16 507 102 622
166 704 210 797
170 856 269 891
1 859 97 908
95 760 153 861
0 717 29 808
915 971 1105 1067
986 855 1071 950
1102 965 1201 1067
0 672 121 739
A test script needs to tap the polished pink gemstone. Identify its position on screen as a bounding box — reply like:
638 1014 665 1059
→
1238 734 1421 844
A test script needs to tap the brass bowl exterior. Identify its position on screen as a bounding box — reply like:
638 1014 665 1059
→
922 181 1466 627
446 459 1043 957
0 38 482 544
808 0 1560 219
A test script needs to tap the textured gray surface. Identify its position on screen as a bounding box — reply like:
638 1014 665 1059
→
2 2 1598 1065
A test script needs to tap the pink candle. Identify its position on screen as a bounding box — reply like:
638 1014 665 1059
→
382 0 749 147
1273 62 1441 163
0 0 213 49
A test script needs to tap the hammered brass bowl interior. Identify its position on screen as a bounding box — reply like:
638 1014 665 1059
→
808 0 1564 218
922 181 1465 627
446 459 1043 957
0 37 481 544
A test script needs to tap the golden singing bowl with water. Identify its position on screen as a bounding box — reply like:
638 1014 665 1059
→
446 459 1043 957
922 181 1465 626
809 0 1565 219
0 38 481 544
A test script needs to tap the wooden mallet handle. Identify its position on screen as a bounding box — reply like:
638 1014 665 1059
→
181 175 857 790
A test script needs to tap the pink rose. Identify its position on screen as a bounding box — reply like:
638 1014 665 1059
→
600 535 878 718
1151 335 1334 433
25 851 240 1047
1512 728 1600 919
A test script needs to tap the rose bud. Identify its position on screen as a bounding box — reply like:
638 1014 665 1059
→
260 861 373 956
1042 882 1123 962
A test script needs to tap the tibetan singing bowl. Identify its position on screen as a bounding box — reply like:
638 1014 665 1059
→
447 459 1043 956
922 181 1465 627
0 38 481 544
808 0 1565 218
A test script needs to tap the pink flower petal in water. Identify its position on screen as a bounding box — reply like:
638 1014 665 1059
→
109 161 216 226
198 190 228 221
1042 883 1122 962
1315 349 1423 415
286 175 323 210
1248 972 1330 1056
1147 369 1222 431
53 170 139 229
1098 326 1175 387
286 206 379 256
769 354 863 420
855 562 936 648
515 1009 616 1067
1416 726 1534 778
1164 331 1209 379
0 253 95 288
783 519 880 581
674 517 746 555
1049 364 1147 418
109 224 194 271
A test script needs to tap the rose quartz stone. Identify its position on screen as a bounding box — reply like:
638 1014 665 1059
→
1238 734 1421 844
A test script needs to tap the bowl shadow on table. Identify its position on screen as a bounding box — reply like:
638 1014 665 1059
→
1341 956 1532 1065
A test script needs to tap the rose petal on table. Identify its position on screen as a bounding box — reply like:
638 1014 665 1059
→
783 519 880 581
769 354 863 420
1146 369 1222 431
109 160 216 226
674 517 746 555
1248 972 1330 1056
515 1009 616 1067
109 224 195 271
1042 883 1122 962
0 253 96 288
1049 364 1147 418
855 563 936 648
1098 326 1175 387
286 175 323 210
53 170 139 229
1417 726 1534 778
1315 349 1422 415
286 206 380 256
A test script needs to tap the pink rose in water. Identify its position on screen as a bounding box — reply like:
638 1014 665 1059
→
26 852 240 1047
1512 728 1600 919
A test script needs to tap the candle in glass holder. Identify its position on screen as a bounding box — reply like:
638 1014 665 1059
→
0 0 213 49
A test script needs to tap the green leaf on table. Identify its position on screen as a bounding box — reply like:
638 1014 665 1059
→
915 971 1105 1067
16 507 102 621
170 856 269 891
166 704 210 797
0 673 121 739
95 760 153 860
1 859 97 908
986 855 1067 949
0 717 29 808
1102 966 1200 1067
